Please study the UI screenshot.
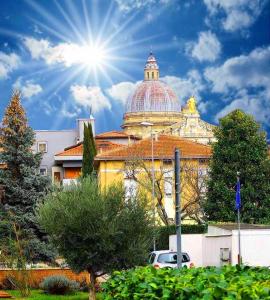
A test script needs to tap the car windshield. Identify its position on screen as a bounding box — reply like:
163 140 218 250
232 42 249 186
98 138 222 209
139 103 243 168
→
157 252 190 264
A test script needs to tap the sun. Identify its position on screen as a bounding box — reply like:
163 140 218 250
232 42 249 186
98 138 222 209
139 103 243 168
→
79 44 108 69
84 45 108 68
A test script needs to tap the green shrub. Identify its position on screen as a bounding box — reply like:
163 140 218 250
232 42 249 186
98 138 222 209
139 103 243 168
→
102 265 270 299
155 224 207 250
40 275 79 295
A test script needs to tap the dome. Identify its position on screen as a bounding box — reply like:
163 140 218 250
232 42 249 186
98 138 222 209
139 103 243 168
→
125 52 180 113
125 80 181 113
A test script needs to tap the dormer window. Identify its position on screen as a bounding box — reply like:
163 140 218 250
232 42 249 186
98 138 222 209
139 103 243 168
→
37 141 48 153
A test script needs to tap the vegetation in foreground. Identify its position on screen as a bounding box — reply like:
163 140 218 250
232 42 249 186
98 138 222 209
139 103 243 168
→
37 176 154 300
7 289 90 300
102 265 270 299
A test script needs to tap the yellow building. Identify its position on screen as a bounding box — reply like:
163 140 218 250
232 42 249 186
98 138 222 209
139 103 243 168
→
54 52 215 222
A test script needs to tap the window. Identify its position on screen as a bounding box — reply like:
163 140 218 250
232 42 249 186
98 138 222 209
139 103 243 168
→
198 168 208 194
164 171 173 197
157 252 190 264
152 71 154 79
37 142 48 153
40 167 47 176
124 178 137 199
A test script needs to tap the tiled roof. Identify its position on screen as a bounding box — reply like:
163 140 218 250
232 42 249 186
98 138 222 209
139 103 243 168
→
95 131 140 140
96 135 211 160
55 140 124 157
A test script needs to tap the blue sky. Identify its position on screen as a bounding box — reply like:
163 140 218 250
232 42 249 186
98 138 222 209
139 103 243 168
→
0 0 269 138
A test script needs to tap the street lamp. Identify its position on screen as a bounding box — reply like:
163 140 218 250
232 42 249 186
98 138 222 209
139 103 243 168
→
140 121 156 251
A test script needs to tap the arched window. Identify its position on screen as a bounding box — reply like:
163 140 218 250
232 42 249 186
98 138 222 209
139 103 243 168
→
152 71 154 79
147 72 149 79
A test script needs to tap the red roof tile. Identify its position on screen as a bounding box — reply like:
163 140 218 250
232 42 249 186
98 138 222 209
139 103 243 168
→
55 140 125 156
96 135 211 160
95 131 140 140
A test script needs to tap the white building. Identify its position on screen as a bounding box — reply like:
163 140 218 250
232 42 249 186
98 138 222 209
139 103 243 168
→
170 224 270 267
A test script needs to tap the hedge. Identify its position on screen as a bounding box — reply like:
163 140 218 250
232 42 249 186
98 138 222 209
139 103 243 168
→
102 265 270 300
155 224 207 250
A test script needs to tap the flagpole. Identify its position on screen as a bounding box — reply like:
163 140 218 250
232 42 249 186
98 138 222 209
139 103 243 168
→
236 171 241 265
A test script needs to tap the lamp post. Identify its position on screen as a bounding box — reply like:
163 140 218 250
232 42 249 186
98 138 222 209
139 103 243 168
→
140 121 156 251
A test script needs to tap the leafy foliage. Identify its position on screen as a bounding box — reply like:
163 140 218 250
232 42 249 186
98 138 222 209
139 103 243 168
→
204 109 270 223
0 91 54 262
82 123 96 177
37 176 154 299
102 265 270 300
8 289 90 299
155 224 207 250
40 276 79 295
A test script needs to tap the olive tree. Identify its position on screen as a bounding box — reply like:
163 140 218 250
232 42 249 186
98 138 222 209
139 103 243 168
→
37 177 154 300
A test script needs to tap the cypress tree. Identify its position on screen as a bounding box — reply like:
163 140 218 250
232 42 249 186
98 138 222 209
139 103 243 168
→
82 123 96 177
0 91 55 262
204 110 270 223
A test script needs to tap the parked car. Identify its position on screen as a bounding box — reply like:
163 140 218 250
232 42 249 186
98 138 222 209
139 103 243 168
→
149 250 193 269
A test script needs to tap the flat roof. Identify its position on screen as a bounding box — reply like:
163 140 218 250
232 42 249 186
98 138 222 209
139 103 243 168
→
210 224 270 231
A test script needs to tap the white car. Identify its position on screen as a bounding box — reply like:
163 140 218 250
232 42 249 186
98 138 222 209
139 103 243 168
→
149 250 193 269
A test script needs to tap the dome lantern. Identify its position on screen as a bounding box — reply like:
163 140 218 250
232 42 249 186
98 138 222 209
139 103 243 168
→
144 52 159 80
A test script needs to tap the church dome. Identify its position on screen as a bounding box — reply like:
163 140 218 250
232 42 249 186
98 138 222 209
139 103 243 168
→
125 80 180 113
125 53 180 113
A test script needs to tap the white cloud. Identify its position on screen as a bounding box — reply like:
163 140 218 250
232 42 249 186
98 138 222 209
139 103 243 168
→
161 70 205 105
59 102 78 118
186 31 221 62
13 78 43 99
215 90 270 125
204 46 270 94
114 0 172 12
0 52 20 79
204 0 265 32
70 85 111 113
204 46 270 126
106 81 138 105
23 37 104 67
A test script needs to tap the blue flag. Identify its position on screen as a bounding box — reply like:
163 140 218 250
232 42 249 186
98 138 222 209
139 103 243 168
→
235 180 241 210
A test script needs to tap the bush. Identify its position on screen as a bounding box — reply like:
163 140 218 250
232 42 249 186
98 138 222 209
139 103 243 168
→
155 224 207 250
102 265 270 299
40 275 79 295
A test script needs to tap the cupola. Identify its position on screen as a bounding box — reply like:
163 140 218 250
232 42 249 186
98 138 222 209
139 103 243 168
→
144 52 159 80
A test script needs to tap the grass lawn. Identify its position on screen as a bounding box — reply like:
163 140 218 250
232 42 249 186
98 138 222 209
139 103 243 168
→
7 290 90 300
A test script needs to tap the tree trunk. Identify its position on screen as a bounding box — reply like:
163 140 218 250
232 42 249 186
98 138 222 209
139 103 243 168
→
88 268 96 300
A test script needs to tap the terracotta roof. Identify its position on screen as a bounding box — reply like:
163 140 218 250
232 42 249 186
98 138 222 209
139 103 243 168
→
95 131 140 140
55 140 125 157
96 135 211 160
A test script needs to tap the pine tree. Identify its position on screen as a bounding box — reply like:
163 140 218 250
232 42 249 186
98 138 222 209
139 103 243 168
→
82 123 96 177
204 110 270 223
0 91 55 262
